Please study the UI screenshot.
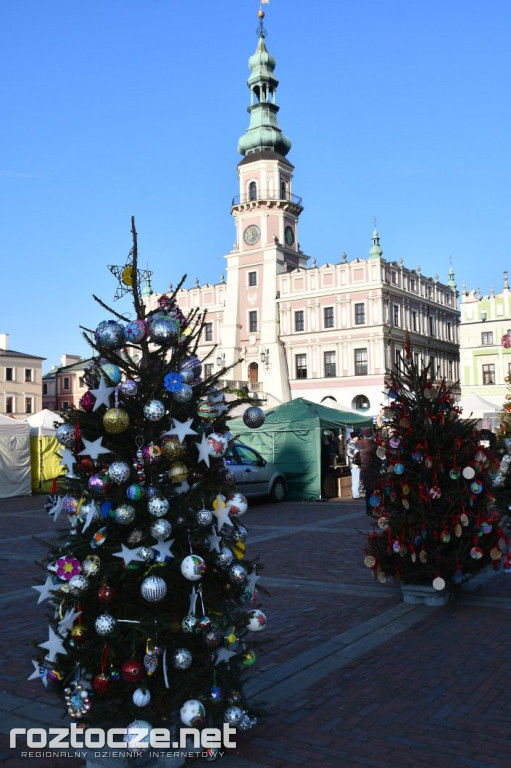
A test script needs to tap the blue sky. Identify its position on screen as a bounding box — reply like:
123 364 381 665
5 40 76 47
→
2 0 510 372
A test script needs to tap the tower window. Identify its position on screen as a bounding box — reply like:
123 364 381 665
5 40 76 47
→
248 271 257 287
323 307 334 329
249 182 257 201
249 311 258 333
294 311 304 332
295 354 307 379
280 181 287 200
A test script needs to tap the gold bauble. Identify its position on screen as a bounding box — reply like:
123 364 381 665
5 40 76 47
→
103 407 130 433
71 625 87 643
167 462 188 483
161 435 187 460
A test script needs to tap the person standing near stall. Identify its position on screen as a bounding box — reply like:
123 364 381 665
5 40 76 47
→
359 430 380 515
345 430 361 499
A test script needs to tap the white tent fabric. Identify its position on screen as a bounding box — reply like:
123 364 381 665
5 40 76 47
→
0 413 31 498
24 408 63 436
457 394 500 419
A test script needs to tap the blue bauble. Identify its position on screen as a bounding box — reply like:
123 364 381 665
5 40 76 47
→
94 320 125 349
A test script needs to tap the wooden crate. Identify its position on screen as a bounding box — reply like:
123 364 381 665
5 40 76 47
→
337 476 352 498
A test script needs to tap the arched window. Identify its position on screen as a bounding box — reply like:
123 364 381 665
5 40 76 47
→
352 395 370 411
248 362 259 383
249 182 257 201
280 180 287 200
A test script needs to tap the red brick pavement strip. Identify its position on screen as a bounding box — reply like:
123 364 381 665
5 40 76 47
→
2 495 511 768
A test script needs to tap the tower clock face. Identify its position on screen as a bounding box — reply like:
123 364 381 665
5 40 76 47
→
243 225 260 245
284 226 295 246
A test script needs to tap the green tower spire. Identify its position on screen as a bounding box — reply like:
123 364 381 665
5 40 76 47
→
447 266 457 291
237 9 292 157
369 227 383 260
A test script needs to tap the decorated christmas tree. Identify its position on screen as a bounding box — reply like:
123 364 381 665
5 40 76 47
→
31 219 266 751
364 344 508 591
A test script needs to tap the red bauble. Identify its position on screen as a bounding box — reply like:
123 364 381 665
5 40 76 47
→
92 673 111 694
98 585 115 604
79 458 94 472
121 659 143 683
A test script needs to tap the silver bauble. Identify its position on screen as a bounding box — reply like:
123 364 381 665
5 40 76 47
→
231 525 248 544
80 500 100 525
172 648 192 669
237 714 257 732
143 400 166 421
229 563 247 584
119 379 138 397
56 424 76 448
204 629 222 648
94 320 125 349
68 574 89 595
127 528 144 545
149 316 180 345
113 503 136 526
224 706 244 725
147 497 169 518
181 615 199 634
150 519 172 540
216 548 234 568
172 384 193 403
242 406 265 429
108 461 132 485
95 613 117 636
196 508 213 526
137 546 155 563
140 575 167 602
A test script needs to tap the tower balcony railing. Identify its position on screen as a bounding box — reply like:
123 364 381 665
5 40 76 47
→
231 191 302 207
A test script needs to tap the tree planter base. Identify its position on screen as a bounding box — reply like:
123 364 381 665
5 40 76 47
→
401 583 450 606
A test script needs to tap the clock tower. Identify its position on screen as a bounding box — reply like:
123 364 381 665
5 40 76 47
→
223 9 307 403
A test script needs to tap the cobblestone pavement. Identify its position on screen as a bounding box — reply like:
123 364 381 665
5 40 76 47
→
1 494 510 768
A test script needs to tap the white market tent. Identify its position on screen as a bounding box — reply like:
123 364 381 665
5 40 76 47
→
23 409 65 493
0 413 31 498
457 394 500 431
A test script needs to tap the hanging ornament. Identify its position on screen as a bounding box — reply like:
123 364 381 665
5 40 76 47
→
98 584 115 603
172 384 193 403
55 556 81 581
92 673 111 694
229 563 247 584
197 398 221 421
126 483 145 501
103 407 130 433
181 615 199 634
56 424 76 448
179 357 202 382
142 443 162 465
150 316 180 345
95 613 117 636
94 320 125 349
140 575 168 602
99 362 122 385
245 609 267 632
150 519 172 540
180 699 206 727
80 390 96 412
113 503 136 526
161 435 187 460
449 467 461 480
168 462 188 484
70 625 87 644
206 433 229 458
88 472 110 496
196 508 213 526
121 659 144 682
163 371 184 393
108 461 132 485
124 319 148 344
125 720 152 751
181 554 206 581
91 527 108 548
224 706 243 725
143 642 162 676
240 649 256 668
172 648 192 669
119 379 138 398
470 480 483 495
242 406 265 429
132 688 151 707
81 555 101 578
225 493 248 517
68 574 89 595
462 466 476 480
147 497 169 518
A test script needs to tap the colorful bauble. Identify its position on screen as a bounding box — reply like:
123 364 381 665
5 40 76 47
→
98 584 115 603
80 390 96 412
145 519 170 541
180 554 206 581
140 575 168 602
99 362 122 385
242 406 265 429
91 527 108 548
143 400 166 421
172 384 193 403
132 688 151 707
108 461 132 485
56 556 81 580
103 407 130 433
63 496 80 516
197 399 220 420
167 462 188 484
245 609 267 631
121 659 143 682
70 625 87 644
68 574 88 594
206 433 229 458
179 357 202 381
161 435 187 460
95 613 117 636
172 648 192 669
225 492 248 517
113 503 136 526
142 443 162 465
240 649 256 667
88 472 110 496
204 629 222 648
56 424 76 448
119 379 138 398
126 483 145 501
92 673 111 694
149 316 180 345
124 319 148 344
180 699 206 727
94 320 125 349
147 497 169 518
125 720 152 751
